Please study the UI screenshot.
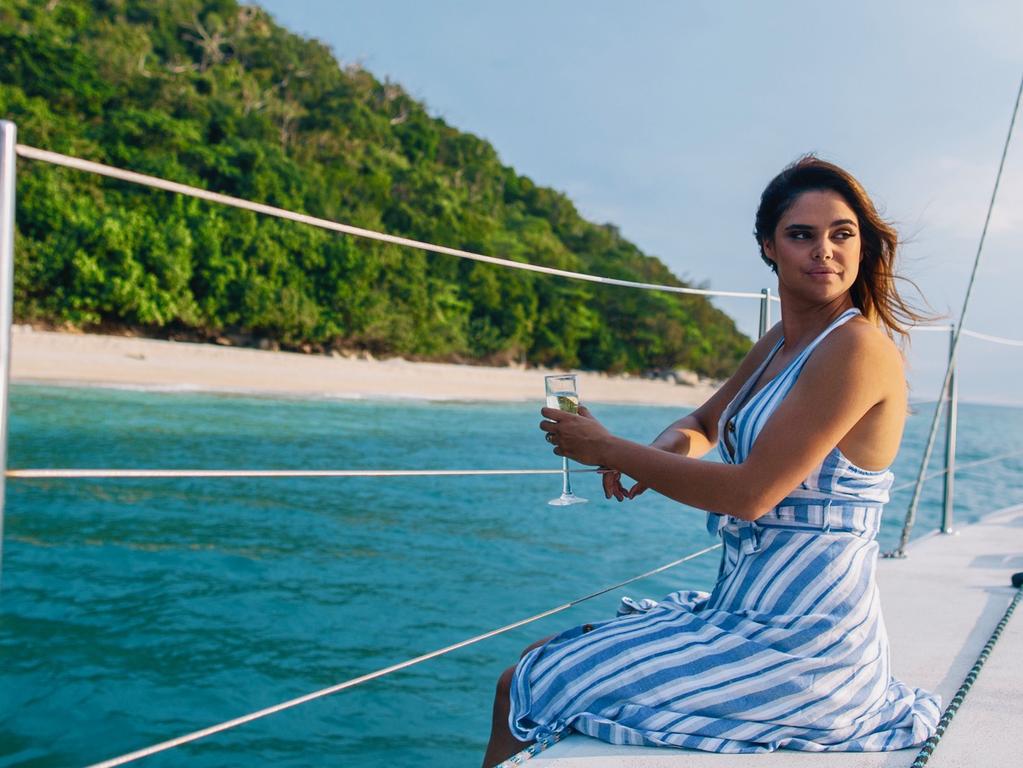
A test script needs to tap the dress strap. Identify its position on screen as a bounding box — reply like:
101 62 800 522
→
789 308 861 367
707 308 865 536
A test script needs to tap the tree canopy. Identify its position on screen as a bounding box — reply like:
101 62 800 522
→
0 0 751 376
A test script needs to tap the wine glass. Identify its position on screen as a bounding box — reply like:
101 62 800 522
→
544 374 588 506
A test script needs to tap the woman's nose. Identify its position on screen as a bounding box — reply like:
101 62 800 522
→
813 238 833 260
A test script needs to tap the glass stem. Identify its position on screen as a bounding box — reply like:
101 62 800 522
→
562 456 572 496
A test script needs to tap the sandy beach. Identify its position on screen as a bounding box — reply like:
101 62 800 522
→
10 327 716 408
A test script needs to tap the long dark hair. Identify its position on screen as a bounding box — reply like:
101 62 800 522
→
754 155 929 341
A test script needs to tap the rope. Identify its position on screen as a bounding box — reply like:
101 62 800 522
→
960 328 1023 347
6 467 586 479
910 574 1023 767
909 325 1023 344
12 444 1022 484
84 542 721 768
890 70 1023 558
15 144 762 301
496 730 565 767
889 449 1023 495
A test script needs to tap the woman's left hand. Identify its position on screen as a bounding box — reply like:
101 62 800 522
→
540 405 614 466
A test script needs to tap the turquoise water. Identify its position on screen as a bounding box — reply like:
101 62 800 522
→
2 384 1021 767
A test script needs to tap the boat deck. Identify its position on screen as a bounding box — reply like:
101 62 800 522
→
529 504 1023 767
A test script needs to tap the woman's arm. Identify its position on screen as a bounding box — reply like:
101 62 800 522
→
548 323 901 519
647 414 714 458
601 413 711 501
600 324 784 500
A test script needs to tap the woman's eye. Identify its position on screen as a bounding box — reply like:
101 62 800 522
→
834 230 855 240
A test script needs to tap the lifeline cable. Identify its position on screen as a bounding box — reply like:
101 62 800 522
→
6 467 586 479
11 446 1021 483
15 144 762 301
888 448 1023 495
909 573 1023 767
84 542 721 768
890 70 1023 557
960 328 1023 347
914 326 1023 345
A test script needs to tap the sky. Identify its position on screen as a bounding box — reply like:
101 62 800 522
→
255 0 1023 404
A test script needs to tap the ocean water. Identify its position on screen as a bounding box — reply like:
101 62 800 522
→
2 384 1022 768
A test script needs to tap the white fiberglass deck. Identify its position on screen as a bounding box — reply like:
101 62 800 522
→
530 504 1023 767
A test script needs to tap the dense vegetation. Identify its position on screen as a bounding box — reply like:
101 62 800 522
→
0 0 750 375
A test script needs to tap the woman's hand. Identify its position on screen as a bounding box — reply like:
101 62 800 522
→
540 405 650 501
539 404 614 467
598 468 648 502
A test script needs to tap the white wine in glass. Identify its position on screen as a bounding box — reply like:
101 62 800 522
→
544 374 588 506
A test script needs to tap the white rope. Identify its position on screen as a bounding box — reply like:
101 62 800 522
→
890 449 1023 494
6 467 588 479
961 328 1023 347
911 326 1023 346
84 542 722 768
15 144 763 301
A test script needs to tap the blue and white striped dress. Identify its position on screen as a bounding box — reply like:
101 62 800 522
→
509 308 941 753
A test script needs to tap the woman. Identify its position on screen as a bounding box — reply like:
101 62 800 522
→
482 156 941 767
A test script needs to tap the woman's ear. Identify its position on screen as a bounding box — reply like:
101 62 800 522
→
762 238 776 265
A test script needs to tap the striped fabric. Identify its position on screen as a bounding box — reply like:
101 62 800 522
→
508 308 941 753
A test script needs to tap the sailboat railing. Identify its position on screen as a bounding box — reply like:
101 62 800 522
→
2 121 1022 566
2 118 1023 765
0 121 16 578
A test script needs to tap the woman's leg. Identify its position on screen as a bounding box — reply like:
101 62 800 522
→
481 635 555 768
481 664 531 768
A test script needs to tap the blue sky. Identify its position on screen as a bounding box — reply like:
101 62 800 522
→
255 0 1023 403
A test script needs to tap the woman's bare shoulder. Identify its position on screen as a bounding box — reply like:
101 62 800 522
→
810 316 905 388
837 317 903 361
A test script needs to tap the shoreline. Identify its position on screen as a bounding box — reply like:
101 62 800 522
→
10 327 717 408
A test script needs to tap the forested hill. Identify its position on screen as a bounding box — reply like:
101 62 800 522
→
0 0 750 376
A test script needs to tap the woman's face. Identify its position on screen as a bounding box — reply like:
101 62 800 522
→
763 189 862 306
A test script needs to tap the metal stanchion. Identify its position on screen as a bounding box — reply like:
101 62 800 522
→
0 121 16 580
758 287 772 338
941 323 959 534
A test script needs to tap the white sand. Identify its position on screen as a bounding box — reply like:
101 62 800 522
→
9 327 717 408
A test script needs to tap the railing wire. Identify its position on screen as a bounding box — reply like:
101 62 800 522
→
889 449 1023 495
85 542 721 768
961 328 1023 347
6 467 583 479
15 144 763 301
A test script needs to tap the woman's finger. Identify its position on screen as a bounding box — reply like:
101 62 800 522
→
602 470 624 501
601 470 613 499
598 467 629 500
627 483 648 499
